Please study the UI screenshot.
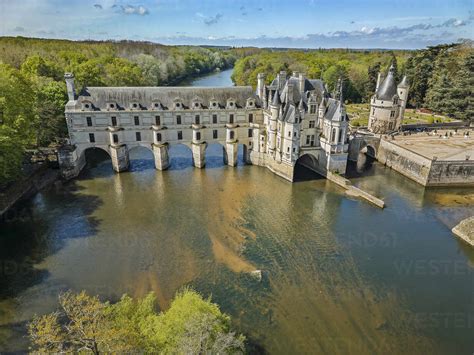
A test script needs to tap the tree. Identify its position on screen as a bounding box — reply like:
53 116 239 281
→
28 289 245 354
366 62 381 100
448 50 474 120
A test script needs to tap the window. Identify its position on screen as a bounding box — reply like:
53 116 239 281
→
194 102 200 108
86 117 92 127
248 129 253 138
85 104 90 109
288 131 291 137
293 147 296 152
110 103 115 109
230 131 234 140
213 130 218 139
310 105 316 114
372 108 376 115
195 115 200 124
196 132 201 141
310 135 315 146
306 135 310 145
229 114 234 124
394 97 399 104
339 130 343 143
176 115 182 125
212 114 217 124
331 128 336 143
156 133 162 142
111 116 117 126
294 132 297 137
89 133 95 143
287 147 290 152
307 135 315 146
390 111 395 118
389 122 394 130
178 131 183 140
309 120 315 128
249 113 254 123
133 103 138 108
134 116 140 126
155 116 161 125
113 134 119 144
136 132 141 141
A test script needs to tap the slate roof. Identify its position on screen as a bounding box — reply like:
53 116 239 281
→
376 70 398 101
73 86 260 111
325 98 347 122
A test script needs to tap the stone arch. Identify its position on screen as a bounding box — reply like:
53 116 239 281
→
205 142 226 168
79 146 113 173
356 143 377 172
293 153 323 181
167 143 194 170
128 145 155 171
238 142 251 165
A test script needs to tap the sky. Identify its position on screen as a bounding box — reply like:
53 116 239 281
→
0 0 472 49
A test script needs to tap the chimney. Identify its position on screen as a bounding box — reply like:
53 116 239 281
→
65 73 76 101
287 84 294 103
278 71 287 89
299 73 305 95
256 73 266 99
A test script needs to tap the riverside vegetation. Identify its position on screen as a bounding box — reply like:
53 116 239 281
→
28 289 244 354
0 37 472 187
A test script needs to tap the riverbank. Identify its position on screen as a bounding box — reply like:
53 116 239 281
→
0 163 58 219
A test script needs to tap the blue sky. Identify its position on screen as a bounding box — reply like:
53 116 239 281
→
0 0 472 48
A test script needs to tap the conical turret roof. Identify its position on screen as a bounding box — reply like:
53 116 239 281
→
398 75 409 88
376 65 398 100
272 89 281 106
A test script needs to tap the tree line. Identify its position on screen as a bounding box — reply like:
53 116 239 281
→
231 42 473 120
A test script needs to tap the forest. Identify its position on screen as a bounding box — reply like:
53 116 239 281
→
0 36 472 186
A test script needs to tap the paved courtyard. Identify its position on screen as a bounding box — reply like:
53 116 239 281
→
392 129 474 161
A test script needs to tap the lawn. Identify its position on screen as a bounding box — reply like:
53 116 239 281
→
346 104 453 127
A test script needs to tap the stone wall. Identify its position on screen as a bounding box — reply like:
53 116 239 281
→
377 139 474 186
428 160 474 186
377 139 432 185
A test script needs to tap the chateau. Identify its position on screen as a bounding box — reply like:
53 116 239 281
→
59 71 349 181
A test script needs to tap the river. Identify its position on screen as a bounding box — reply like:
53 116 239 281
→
1 68 473 354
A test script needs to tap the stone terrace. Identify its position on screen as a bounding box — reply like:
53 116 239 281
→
391 129 474 161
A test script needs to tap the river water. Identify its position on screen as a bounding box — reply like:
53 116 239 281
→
1 68 473 354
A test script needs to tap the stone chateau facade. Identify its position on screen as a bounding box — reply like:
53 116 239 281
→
59 71 349 181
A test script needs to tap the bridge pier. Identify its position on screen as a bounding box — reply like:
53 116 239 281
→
224 142 238 166
153 143 169 170
110 144 129 172
192 142 206 168
58 144 86 179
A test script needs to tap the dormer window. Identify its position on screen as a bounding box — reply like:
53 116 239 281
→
226 99 235 109
130 101 140 110
246 98 255 108
209 99 219 109
174 99 182 110
394 97 399 104
82 100 93 111
107 102 117 110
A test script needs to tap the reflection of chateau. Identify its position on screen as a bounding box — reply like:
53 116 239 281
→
59 71 349 181
368 64 409 134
